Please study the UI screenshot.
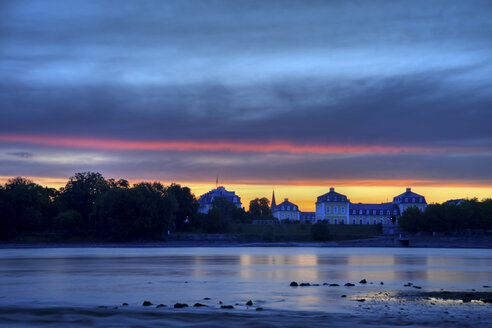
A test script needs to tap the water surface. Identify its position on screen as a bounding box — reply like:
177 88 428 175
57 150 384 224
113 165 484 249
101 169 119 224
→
0 247 490 327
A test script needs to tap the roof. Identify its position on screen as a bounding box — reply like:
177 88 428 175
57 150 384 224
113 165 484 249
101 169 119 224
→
198 186 241 205
273 199 299 212
392 188 426 204
316 187 349 203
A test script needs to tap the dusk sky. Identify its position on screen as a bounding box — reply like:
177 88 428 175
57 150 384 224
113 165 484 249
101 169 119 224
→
1 0 491 210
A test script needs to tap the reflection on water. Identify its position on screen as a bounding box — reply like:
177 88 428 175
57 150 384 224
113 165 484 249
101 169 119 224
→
0 247 490 312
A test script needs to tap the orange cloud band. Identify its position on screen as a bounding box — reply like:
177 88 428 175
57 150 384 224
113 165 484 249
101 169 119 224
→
0 134 487 154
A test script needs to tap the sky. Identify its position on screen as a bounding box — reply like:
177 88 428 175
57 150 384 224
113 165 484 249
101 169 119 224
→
1 0 491 210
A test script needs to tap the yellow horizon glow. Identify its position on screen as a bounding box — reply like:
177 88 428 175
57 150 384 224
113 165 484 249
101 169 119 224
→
1 176 490 212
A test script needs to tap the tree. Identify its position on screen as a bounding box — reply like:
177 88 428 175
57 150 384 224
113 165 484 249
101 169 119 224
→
212 197 249 223
197 208 228 233
397 207 425 233
59 172 110 226
249 197 272 219
166 183 198 231
92 184 177 241
0 177 57 234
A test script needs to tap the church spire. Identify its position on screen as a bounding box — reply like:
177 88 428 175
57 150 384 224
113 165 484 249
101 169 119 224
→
271 189 276 209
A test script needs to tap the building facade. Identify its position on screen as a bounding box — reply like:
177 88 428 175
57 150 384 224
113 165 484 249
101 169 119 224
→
314 187 427 225
197 186 242 214
315 187 350 223
272 197 301 221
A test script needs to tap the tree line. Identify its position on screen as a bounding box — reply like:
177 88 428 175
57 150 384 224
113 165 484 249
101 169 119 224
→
398 199 492 233
0 172 274 241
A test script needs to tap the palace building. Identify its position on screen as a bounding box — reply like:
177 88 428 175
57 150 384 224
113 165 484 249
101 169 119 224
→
315 187 427 225
271 191 301 221
197 186 242 214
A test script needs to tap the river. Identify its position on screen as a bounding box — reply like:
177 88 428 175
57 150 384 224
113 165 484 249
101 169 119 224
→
0 247 490 327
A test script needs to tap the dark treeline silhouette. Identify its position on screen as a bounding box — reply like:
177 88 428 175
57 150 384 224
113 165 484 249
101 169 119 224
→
398 199 492 233
0 173 275 241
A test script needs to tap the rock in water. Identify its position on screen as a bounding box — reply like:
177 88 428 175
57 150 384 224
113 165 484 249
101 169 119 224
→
246 300 253 306
194 303 206 307
345 283 355 287
256 307 263 311
359 279 367 284
300 283 311 286
356 299 366 302
203 297 211 300
142 301 153 306
122 303 128 306
380 282 384 285
174 303 188 308
290 281 298 287
156 304 166 308
221 305 234 309
329 284 340 286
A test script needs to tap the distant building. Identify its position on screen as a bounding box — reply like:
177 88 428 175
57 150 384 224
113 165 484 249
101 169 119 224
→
392 188 427 213
444 199 464 206
315 187 350 224
314 187 427 225
272 195 300 221
300 212 316 223
197 186 242 214
348 202 399 225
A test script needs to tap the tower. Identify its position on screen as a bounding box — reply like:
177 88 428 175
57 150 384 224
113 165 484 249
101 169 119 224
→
271 189 277 209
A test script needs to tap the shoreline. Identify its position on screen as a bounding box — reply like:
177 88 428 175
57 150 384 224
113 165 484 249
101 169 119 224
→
1 235 491 249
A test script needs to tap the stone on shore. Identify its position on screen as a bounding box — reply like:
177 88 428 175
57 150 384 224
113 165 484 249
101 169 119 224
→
142 301 153 306
174 303 188 308
359 279 367 284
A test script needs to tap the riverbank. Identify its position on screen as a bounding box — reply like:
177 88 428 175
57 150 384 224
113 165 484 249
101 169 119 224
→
1 235 491 248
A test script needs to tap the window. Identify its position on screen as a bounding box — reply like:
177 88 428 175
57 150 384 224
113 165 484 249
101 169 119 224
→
359 210 363 214
293 214 297 219
327 219 330 224
359 219 363 224
405 198 408 203
294 206 297 210
352 219 355 224
380 210 383 215
287 214 290 219
281 206 285 210
373 220 377 224
412 198 415 203
341 207 345 214
340 219 344 224
334 206 338 214
334 219 338 224
326 206 330 214
419 198 423 203
366 219 370 224
373 210 376 215
353 210 356 214
281 214 285 219
287 206 290 210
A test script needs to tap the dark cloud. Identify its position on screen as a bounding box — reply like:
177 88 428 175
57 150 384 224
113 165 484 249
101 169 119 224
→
0 68 491 149
1 0 491 184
